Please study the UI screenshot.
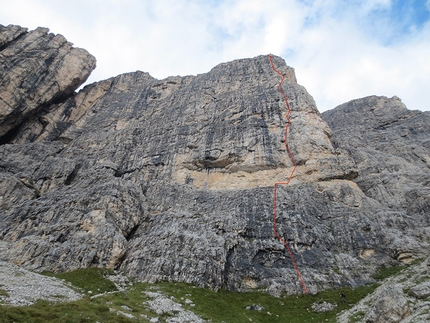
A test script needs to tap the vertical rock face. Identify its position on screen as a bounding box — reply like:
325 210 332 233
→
322 97 430 265
1 25 429 296
0 24 96 140
322 96 430 202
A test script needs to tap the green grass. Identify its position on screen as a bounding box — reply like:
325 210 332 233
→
0 283 160 323
42 267 117 294
0 278 377 323
156 281 379 323
0 263 413 323
371 258 423 282
0 282 377 323
371 265 406 281
0 288 9 297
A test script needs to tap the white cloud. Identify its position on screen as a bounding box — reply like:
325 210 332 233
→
0 0 429 112
282 0 430 111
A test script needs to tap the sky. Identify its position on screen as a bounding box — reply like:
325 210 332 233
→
1 0 429 112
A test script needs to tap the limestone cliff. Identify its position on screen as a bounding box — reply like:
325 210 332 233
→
0 24 96 141
0 25 429 297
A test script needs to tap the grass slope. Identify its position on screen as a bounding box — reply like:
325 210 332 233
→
157 281 377 323
0 264 411 323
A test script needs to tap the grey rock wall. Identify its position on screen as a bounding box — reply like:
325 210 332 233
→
0 24 96 140
0 25 429 296
322 97 430 264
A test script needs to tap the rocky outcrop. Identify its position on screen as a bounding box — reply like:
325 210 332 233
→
145 291 206 323
337 256 430 323
0 25 429 297
322 96 430 264
0 24 96 142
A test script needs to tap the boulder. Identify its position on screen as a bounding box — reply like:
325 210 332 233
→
364 285 409 323
408 282 430 299
311 301 337 312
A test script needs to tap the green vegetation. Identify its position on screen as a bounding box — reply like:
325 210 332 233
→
371 264 406 281
156 281 379 323
0 283 159 323
0 287 9 298
0 263 414 323
371 259 422 282
0 282 377 323
42 267 117 294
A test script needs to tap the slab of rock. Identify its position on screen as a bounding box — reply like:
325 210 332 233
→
144 291 206 323
408 282 430 299
322 96 430 229
364 285 410 323
246 304 265 311
0 24 27 47
338 256 430 323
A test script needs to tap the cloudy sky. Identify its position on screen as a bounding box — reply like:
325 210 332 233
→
1 0 429 112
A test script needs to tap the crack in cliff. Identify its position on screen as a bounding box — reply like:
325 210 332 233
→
222 245 236 290
18 178 41 199
64 163 81 185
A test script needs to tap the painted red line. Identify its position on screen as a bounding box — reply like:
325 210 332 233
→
268 54 308 294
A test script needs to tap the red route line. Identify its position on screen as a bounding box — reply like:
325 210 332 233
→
268 54 308 294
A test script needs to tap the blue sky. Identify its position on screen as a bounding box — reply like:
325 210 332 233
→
1 0 429 112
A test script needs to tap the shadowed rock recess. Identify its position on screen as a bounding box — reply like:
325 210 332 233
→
0 25 429 297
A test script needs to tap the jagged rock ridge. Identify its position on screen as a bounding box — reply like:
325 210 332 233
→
0 25 429 300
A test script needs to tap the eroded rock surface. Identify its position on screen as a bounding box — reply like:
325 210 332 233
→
322 97 430 265
0 25 429 296
337 256 430 323
0 24 96 141
145 291 206 323
322 96 430 212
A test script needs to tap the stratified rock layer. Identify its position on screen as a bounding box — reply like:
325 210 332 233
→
0 260 82 306
322 96 430 264
0 24 96 140
0 25 429 296
322 96 430 213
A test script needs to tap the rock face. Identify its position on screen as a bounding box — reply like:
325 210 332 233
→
322 97 430 224
0 24 96 141
0 25 429 297
338 256 430 323
322 97 430 265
